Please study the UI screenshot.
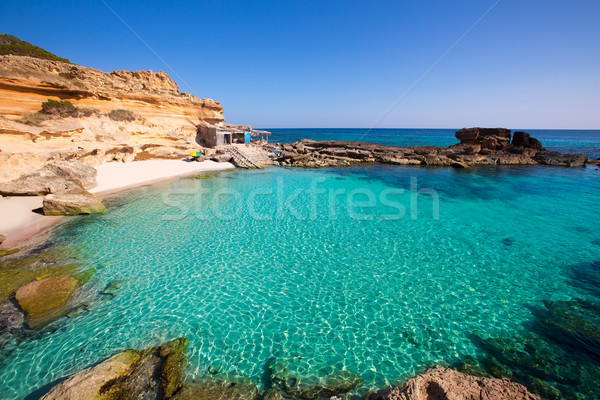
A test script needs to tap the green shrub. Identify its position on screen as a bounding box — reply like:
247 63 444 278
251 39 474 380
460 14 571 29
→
0 33 70 63
76 108 99 117
72 80 86 89
108 109 136 122
19 112 50 126
40 99 77 116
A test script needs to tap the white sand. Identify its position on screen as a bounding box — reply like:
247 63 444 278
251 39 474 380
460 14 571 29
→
0 159 235 246
90 159 235 194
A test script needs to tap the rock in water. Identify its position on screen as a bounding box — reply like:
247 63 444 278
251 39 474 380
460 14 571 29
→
41 337 188 400
534 151 588 167
512 131 544 150
15 276 78 329
43 192 106 215
172 373 259 400
366 366 540 400
270 358 364 400
0 160 97 196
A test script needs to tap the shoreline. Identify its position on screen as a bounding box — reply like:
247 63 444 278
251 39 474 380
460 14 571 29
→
0 159 236 248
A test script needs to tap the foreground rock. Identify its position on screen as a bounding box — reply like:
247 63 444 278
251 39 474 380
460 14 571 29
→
42 337 188 400
14 276 78 329
367 366 540 400
270 358 363 400
43 191 106 215
0 160 96 196
268 128 588 168
172 373 259 400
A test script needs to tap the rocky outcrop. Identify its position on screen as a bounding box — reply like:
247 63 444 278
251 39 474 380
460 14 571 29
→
455 127 512 150
269 129 587 168
0 54 225 181
14 276 78 329
41 337 188 400
534 150 588 167
43 192 106 215
0 160 96 195
269 358 363 400
367 366 540 400
511 131 544 150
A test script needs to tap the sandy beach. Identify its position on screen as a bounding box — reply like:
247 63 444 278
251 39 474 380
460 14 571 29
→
0 159 235 247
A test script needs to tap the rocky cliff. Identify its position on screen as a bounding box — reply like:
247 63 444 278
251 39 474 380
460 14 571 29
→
0 54 225 180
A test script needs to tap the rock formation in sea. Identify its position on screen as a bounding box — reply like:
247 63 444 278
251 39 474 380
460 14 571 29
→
268 127 588 168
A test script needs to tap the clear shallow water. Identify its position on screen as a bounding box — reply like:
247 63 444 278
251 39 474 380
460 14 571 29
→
267 128 600 159
1 164 600 399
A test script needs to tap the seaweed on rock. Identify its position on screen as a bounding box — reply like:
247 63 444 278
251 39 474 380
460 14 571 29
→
465 299 600 400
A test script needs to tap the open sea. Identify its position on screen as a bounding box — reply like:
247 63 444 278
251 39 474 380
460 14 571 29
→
1 129 599 399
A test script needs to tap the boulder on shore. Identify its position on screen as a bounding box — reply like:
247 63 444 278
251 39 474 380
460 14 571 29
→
366 366 540 400
0 160 97 196
15 276 78 329
41 337 189 400
43 192 106 215
270 358 363 400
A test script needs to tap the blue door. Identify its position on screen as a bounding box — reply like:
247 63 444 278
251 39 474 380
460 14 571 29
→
244 132 251 143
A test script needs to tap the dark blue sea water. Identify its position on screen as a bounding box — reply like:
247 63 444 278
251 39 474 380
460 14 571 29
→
266 128 600 159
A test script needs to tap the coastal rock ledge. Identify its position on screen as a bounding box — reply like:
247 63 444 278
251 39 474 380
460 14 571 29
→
367 366 541 400
268 128 588 168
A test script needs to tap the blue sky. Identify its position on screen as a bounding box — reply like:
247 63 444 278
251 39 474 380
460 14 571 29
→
2 0 599 129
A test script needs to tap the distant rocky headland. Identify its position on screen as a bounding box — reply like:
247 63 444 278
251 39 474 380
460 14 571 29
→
268 127 589 168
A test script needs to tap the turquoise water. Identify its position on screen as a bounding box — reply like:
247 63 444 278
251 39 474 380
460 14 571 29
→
1 164 600 398
268 128 600 159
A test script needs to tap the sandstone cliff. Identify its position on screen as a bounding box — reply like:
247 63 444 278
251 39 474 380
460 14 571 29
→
0 55 225 180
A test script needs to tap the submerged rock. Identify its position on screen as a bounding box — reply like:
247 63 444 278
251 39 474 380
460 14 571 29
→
366 366 540 400
100 279 127 297
43 191 106 215
41 337 188 400
270 358 363 400
15 276 78 329
172 373 258 400
0 160 97 196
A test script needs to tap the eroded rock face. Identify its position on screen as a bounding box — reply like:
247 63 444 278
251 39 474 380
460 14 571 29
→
512 131 544 150
43 191 106 215
41 337 189 400
14 276 78 329
366 366 540 400
0 160 96 196
270 358 364 400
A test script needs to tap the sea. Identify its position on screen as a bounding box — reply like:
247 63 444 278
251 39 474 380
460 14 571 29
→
1 129 599 399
